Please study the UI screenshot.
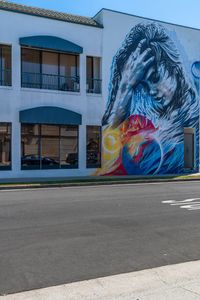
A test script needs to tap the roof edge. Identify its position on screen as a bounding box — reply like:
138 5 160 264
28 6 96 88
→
93 7 200 32
0 1 103 29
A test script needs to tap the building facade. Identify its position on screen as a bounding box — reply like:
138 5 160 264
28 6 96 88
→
0 1 200 179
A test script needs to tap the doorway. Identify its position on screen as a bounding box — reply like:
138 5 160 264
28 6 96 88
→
184 128 195 169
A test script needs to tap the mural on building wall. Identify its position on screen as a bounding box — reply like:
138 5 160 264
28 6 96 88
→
99 22 199 175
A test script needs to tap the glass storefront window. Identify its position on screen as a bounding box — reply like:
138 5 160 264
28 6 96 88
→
21 124 39 135
21 124 40 169
0 45 11 86
86 126 101 168
60 126 78 168
41 137 60 169
0 123 11 169
41 125 59 136
21 124 78 169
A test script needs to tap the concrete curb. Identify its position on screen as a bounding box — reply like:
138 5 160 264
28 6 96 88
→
0 176 200 190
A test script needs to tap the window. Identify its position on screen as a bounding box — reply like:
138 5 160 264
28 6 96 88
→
21 124 78 169
0 45 11 86
21 48 80 92
60 126 78 168
60 54 80 92
21 49 40 89
42 52 59 90
86 126 101 168
0 123 11 169
86 56 102 94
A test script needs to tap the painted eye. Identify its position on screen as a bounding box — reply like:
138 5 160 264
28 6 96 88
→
149 72 160 83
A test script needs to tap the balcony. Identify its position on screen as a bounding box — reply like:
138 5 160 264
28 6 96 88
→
21 72 80 92
0 69 11 86
86 78 102 94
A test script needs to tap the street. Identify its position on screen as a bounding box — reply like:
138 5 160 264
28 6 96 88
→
1 182 200 295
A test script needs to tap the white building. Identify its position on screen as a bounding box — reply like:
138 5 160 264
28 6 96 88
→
0 1 200 179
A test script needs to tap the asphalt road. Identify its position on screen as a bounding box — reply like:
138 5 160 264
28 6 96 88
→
1 182 200 295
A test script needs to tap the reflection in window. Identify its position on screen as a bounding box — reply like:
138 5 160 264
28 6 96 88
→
41 125 60 169
21 124 40 169
42 52 59 90
0 45 11 86
41 125 59 136
21 48 40 88
61 126 78 167
21 124 78 169
21 48 80 92
86 126 101 168
86 56 101 94
60 54 79 91
0 123 11 169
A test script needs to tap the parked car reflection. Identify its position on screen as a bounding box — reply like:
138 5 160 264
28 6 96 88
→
66 153 78 165
66 151 99 166
21 155 59 166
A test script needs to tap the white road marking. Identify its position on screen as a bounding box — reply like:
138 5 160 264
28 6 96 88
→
162 200 175 204
171 201 200 206
162 198 200 211
188 207 200 210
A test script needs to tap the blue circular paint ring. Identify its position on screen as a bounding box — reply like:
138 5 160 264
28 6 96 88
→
191 61 200 78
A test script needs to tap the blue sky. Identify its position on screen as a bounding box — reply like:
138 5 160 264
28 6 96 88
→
9 0 200 29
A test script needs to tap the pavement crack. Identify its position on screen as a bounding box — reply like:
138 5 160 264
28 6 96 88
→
95 278 104 288
153 270 170 287
180 286 200 297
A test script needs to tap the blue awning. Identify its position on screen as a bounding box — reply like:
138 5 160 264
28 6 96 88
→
19 106 82 125
19 35 83 54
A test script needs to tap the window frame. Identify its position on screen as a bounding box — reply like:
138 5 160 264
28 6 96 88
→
86 125 102 169
0 44 12 87
0 122 12 170
21 123 79 170
86 56 102 94
21 47 80 92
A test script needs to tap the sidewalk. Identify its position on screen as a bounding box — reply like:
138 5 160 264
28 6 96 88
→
1 260 200 299
0 173 200 190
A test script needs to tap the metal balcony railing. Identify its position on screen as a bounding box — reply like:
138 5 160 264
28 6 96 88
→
0 69 11 86
86 78 102 94
21 72 80 92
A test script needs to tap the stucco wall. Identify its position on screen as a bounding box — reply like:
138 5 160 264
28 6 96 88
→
0 9 103 178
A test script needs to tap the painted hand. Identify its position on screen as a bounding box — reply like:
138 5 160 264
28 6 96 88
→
104 39 155 127
119 39 155 92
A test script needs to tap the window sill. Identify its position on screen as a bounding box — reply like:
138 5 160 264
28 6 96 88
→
21 165 79 170
86 93 102 97
0 166 12 170
86 165 101 169
0 85 13 90
21 87 81 96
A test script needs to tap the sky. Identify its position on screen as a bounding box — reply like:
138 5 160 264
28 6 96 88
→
8 0 200 30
